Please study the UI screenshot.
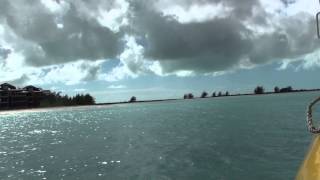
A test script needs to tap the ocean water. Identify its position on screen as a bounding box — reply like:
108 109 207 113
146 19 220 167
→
0 92 320 180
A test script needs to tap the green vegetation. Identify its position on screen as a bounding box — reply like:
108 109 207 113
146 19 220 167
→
129 96 137 102
184 93 194 99
180 85 320 102
201 91 208 98
279 86 293 93
40 92 95 107
254 86 265 94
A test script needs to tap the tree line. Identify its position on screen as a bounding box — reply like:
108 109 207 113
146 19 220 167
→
40 85 314 106
181 85 307 100
254 86 294 94
183 91 230 99
40 92 95 107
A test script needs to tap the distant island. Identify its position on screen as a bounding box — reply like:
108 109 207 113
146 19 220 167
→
183 86 320 100
1 83 320 110
98 85 320 106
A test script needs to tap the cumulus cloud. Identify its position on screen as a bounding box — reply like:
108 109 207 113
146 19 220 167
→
0 56 105 85
125 0 319 74
0 0 319 84
34 60 105 85
0 0 123 66
133 11 253 73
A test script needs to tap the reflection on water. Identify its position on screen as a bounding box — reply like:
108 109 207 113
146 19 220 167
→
0 92 318 179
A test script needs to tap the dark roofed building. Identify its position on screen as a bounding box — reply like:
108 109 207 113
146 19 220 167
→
0 83 48 110
0 83 16 90
23 85 41 92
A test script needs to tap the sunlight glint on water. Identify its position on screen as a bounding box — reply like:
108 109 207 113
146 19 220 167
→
0 92 318 180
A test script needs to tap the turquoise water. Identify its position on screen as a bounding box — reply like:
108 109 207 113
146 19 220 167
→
0 92 319 180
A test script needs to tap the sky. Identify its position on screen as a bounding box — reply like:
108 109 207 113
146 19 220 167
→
0 0 320 102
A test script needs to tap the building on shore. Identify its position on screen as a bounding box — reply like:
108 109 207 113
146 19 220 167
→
0 83 50 110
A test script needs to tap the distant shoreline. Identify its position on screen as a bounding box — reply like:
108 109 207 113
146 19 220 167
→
96 88 320 105
1 89 320 112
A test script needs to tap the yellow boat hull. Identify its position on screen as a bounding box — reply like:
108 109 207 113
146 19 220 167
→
296 135 320 180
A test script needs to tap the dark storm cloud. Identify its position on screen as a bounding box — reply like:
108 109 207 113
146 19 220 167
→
132 8 252 72
0 0 123 66
0 0 317 76
31 5 122 66
127 0 319 73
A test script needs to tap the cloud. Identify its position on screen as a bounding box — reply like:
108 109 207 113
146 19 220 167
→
0 56 105 86
146 0 261 20
124 0 319 74
0 0 123 66
108 85 126 89
7 74 30 86
278 49 320 71
81 65 100 81
134 13 253 73
0 46 11 59
100 64 136 82
0 0 319 83
99 35 161 81
34 60 105 85
280 0 296 7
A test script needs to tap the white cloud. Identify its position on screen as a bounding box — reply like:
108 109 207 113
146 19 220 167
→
99 64 137 82
119 35 146 74
1 0 320 85
277 49 320 71
108 85 126 89
161 3 233 23
35 60 104 85
40 0 70 14
285 0 318 16
97 0 129 32
0 50 105 85
300 51 320 69
99 35 164 82
175 70 194 77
